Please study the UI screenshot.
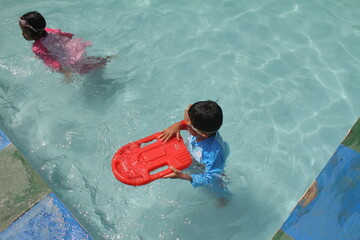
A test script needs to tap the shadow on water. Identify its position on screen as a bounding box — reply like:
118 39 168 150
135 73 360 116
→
77 68 128 112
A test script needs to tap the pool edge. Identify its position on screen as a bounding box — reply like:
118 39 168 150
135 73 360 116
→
272 118 360 240
0 129 93 239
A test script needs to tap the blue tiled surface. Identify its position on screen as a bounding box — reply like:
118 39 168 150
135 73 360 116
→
0 130 10 150
0 193 92 240
281 145 360 240
273 119 360 240
0 129 92 239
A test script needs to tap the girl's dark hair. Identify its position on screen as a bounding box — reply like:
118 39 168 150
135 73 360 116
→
20 11 46 30
20 11 47 39
188 100 223 133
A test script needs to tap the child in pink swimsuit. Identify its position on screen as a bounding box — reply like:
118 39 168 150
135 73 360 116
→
19 11 110 77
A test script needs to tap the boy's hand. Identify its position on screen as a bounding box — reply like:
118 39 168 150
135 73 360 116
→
159 122 182 142
163 167 192 181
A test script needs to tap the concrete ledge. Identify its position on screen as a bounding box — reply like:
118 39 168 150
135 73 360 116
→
0 130 92 239
0 142 50 232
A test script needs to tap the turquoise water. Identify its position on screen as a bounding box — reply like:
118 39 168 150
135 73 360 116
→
1 0 360 239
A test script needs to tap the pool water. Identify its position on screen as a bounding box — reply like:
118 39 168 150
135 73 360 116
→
1 0 360 239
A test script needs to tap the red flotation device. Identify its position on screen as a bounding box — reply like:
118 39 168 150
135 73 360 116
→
112 132 192 186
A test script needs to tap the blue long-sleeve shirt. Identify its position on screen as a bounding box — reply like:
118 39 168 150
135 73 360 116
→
186 132 229 188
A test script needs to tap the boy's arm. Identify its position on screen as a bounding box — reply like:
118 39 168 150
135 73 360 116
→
191 148 224 187
163 167 192 181
159 120 187 142
190 173 214 187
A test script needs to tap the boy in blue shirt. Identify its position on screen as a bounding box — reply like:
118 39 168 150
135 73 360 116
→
159 100 230 205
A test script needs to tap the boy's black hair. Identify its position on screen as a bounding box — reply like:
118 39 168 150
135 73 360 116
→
188 100 223 133
20 11 46 30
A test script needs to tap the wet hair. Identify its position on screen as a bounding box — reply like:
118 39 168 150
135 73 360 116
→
188 100 223 134
20 11 47 38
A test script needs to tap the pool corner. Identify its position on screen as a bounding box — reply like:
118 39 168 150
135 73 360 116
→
0 129 93 239
272 118 360 240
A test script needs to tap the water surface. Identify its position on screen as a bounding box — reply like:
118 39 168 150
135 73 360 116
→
1 0 360 239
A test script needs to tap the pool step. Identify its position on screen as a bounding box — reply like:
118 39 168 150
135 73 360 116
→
273 118 360 240
0 130 92 239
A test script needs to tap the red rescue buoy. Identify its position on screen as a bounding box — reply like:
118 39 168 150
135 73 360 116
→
111 132 192 186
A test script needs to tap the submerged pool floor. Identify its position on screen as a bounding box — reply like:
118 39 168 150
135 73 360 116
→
2 118 360 240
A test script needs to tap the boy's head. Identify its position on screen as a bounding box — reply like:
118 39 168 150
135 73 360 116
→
19 11 46 40
185 100 223 136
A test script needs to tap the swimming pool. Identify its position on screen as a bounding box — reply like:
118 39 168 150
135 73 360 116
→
1 0 360 239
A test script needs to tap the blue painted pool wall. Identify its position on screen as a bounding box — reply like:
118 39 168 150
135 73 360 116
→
273 118 360 240
0 193 92 240
0 129 93 240
282 145 360 240
0 130 11 150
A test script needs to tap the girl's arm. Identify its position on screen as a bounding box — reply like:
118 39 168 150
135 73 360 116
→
32 42 62 71
45 28 74 39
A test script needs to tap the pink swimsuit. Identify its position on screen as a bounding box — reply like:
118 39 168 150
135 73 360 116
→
33 28 106 74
